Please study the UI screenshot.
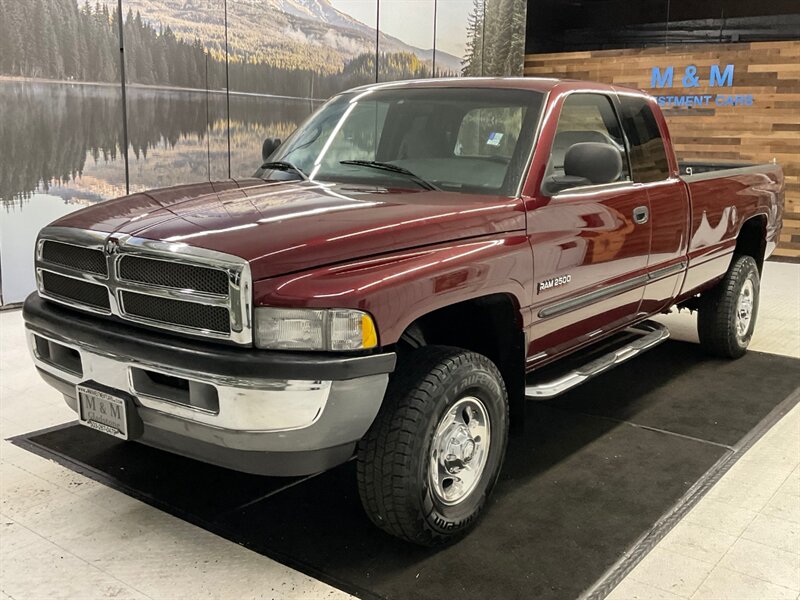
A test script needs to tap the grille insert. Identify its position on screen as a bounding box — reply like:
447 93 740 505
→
121 291 230 334
41 271 110 310
41 241 107 275
119 256 229 295
35 231 249 343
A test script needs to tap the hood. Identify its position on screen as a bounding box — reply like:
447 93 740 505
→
52 179 525 280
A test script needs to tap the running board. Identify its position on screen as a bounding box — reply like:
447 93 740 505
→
525 321 670 400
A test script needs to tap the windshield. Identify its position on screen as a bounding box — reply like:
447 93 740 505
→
257 87 545 196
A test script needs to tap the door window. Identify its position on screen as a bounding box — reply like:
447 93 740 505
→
542 94 630 195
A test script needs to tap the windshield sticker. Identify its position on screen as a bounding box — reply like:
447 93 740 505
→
486 132 504 146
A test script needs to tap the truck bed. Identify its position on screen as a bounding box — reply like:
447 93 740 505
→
676 161 784 301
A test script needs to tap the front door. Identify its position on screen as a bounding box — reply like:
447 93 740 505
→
525 92 652 364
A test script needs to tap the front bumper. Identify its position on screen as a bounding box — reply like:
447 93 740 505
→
23 294 395 476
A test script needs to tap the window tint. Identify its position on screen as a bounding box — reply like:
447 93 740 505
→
543 93 630 194
619 97 670 183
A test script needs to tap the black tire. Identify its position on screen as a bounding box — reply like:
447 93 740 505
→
356 345 509 546
697 255 760 359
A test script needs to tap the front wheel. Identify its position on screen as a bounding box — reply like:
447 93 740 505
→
356 346 509 546
697 254 760 358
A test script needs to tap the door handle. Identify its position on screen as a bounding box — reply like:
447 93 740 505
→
633 206 649 225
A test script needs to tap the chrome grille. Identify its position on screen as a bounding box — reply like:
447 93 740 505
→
41 241 107 275
36 228 252 344
120 291 231 333
118 255 228 295
40 271 110 310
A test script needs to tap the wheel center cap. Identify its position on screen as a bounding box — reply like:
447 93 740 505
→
429 396 492 506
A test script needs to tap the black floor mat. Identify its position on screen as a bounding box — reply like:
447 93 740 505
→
554 341 799 446
12 342 800 600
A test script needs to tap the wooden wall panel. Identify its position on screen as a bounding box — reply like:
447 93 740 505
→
524 41 800 259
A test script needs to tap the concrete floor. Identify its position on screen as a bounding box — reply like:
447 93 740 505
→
1 261 798 599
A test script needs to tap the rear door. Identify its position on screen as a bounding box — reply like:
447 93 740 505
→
526 92 652 363
617 94 689 315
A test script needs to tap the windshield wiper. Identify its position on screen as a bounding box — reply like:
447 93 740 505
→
260 161 308 181
340 160 439 191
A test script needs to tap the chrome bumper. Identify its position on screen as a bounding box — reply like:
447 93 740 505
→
27 328 391 471
28 329 340 432
23 292 395 475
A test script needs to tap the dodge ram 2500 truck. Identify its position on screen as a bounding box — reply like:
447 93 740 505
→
24 78 784 545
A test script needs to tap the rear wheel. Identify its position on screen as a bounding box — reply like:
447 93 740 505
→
697 255 760 358
356 346 509 546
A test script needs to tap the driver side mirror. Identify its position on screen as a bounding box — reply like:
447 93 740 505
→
262 137 282 162
543 142 623 195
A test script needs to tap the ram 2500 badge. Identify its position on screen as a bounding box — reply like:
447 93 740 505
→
24 78 784 545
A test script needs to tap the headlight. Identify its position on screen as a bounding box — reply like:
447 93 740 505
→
254 307 378 351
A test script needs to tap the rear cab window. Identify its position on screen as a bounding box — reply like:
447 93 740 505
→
618 96 671 183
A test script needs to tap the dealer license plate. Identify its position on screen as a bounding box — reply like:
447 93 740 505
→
76 385 128 440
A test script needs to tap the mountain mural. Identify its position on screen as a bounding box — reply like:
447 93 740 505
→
121 0 463 73
0 0 461 97
0 0 527 307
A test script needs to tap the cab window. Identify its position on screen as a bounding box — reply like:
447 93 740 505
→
542 93 630 195
619 97 671 183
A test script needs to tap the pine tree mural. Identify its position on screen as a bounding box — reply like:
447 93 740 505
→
462 0 526 77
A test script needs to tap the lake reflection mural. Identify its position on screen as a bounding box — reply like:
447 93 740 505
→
0 0 527 304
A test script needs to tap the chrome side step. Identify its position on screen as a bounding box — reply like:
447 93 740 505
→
525 321 670 400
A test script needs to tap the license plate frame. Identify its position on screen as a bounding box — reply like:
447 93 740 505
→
76 384 129 440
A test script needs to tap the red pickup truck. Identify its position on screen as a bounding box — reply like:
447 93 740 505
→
24 78 784 545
